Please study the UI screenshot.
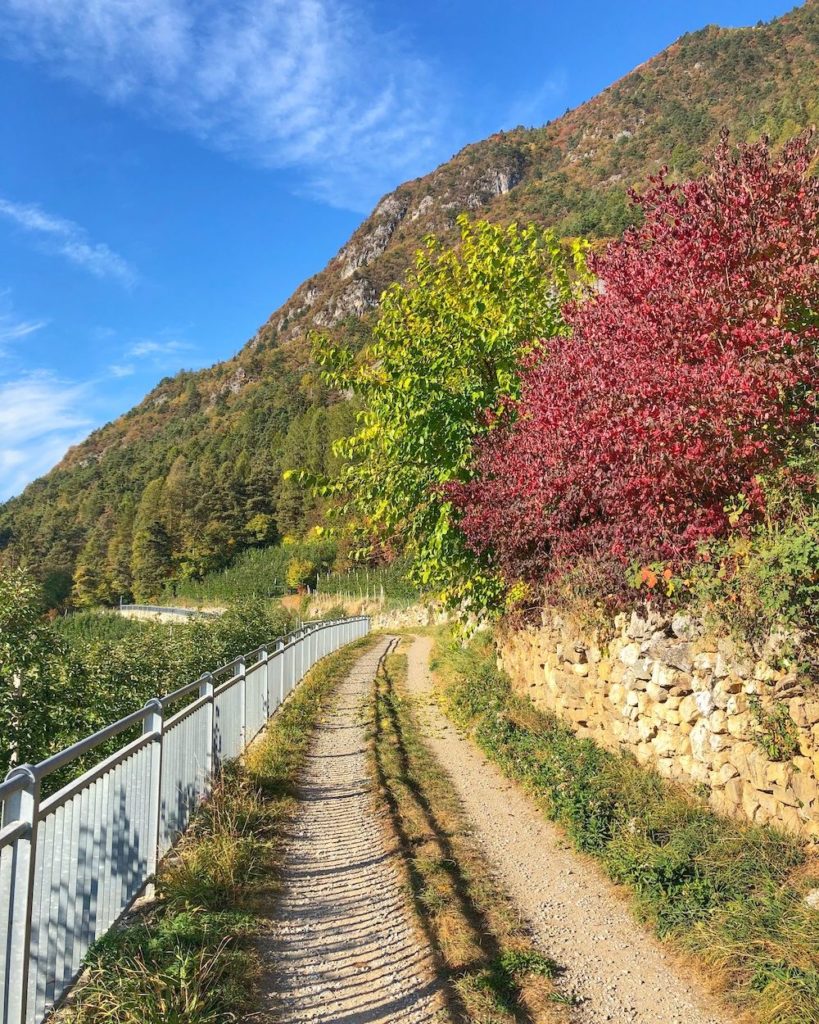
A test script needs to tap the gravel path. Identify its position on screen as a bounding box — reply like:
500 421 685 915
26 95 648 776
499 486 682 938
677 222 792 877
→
258 637 446 1024
405 635 736 1024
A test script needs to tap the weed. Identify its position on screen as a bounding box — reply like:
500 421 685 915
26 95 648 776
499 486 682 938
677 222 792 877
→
748 695 801 761
62 636 377 1024
433 627 817 1024
371 645 566 1023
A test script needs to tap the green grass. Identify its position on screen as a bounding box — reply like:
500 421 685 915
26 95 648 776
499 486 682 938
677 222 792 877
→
62 635 377 1024
166 537 337 607
432 628 819 1024
371 646 564 1024
54 609 143 645
319 556 422 604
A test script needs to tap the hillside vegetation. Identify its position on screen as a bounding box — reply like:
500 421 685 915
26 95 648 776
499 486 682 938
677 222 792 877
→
1 0 817 607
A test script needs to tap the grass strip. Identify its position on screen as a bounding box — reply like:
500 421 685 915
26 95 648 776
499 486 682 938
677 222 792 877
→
432 628 819 1024
61 634 378 1024
370 642 567 1024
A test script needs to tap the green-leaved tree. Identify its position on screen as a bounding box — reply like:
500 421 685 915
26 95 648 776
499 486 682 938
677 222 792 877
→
314 215 590 612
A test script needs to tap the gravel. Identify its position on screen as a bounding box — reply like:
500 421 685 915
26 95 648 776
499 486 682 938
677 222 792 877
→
404 634 737 1024
255 637 447 1024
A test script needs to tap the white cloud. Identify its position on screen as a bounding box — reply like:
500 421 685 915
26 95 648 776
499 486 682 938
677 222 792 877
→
0 316 46 343
0 290 48 353
128 338 190 358
0 372 91 500
108 363 135 378
0 0 448 210
0 197 135 284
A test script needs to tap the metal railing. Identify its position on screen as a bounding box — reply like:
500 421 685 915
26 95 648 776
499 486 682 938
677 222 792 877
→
117 604 222 619
0 616 370 1024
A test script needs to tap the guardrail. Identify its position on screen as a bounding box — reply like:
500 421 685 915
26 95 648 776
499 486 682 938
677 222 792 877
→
0 616 370 1024
117 604 222 619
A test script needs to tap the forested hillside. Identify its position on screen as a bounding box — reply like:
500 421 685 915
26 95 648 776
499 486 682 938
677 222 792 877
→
1 0 817 605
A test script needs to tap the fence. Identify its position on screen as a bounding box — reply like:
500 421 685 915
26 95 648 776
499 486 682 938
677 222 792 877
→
117 604 222 620
0 616 369 1024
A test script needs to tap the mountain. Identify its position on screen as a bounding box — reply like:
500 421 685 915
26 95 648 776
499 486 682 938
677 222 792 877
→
2 0 818 605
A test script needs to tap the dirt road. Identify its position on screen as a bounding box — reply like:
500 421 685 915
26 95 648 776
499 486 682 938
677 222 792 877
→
258 637 446 1024
404 634 733 1024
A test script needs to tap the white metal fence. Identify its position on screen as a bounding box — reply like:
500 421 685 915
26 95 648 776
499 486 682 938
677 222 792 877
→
0 616 369 1024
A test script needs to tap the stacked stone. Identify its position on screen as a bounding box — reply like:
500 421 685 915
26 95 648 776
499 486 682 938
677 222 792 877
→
500 608 819 841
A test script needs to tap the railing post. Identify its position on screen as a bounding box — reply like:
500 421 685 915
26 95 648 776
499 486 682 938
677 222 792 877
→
237 657 247 751
260 647 269 718
143 699 164 887
198 674 214 798
276 639 285 708
3 765 39 1024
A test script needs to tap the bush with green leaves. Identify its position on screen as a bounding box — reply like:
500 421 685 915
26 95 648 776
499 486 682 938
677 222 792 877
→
0 568 296 784
314 215 589 614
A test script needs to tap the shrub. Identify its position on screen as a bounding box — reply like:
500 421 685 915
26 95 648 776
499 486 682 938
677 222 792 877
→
316 216 590 611
448 133 819 592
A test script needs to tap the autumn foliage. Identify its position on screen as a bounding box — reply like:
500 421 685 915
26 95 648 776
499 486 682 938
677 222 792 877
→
448 132 819 587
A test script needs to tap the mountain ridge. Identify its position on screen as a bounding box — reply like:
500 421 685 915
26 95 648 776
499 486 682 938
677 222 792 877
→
2 0 817 602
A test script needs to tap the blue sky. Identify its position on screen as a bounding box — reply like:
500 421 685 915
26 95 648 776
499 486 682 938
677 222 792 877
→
0 0 799 500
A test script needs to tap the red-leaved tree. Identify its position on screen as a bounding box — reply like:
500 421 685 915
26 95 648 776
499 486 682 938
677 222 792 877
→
447 132 819 587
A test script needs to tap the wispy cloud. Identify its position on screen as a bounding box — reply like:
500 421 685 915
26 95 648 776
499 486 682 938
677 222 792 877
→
0 0 449 211
0 197 135 283
104 334 194 379
108 363 136 379
0 316 46 343
128 338 191 359
0 371 91 500
0 290 48 353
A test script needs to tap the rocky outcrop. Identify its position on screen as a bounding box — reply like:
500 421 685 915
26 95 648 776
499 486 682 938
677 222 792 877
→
337 193 409 280
312 278 379 327
500 608 819 841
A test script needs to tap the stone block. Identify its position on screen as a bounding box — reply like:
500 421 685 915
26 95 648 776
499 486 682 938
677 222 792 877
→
778 805 805 835
771 784 800 809
690 720 710 762
727 711 751 739
679 694 700 724
804 700 819 727
741 783 763 822
709 710 728 734
648 638 694 673
638 719 658 742
715 761 740 786
669 674 694 696
765 761 793 789
791 768 818 808
671 612 699 641
723 777 744 808
608 683 625 708
694 651 717 673
619 642 642 667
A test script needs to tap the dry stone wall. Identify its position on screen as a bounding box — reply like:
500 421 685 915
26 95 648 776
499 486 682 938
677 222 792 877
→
499 608 819 841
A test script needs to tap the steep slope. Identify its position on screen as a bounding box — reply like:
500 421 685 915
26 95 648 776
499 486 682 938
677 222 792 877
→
1 0 817 604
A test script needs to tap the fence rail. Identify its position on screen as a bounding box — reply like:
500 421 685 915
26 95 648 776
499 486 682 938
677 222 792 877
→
0 616 370 1024
117 604 222 619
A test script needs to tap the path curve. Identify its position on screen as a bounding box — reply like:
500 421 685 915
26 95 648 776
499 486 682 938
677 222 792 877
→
405 634 735 1024
259 637 446 1024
